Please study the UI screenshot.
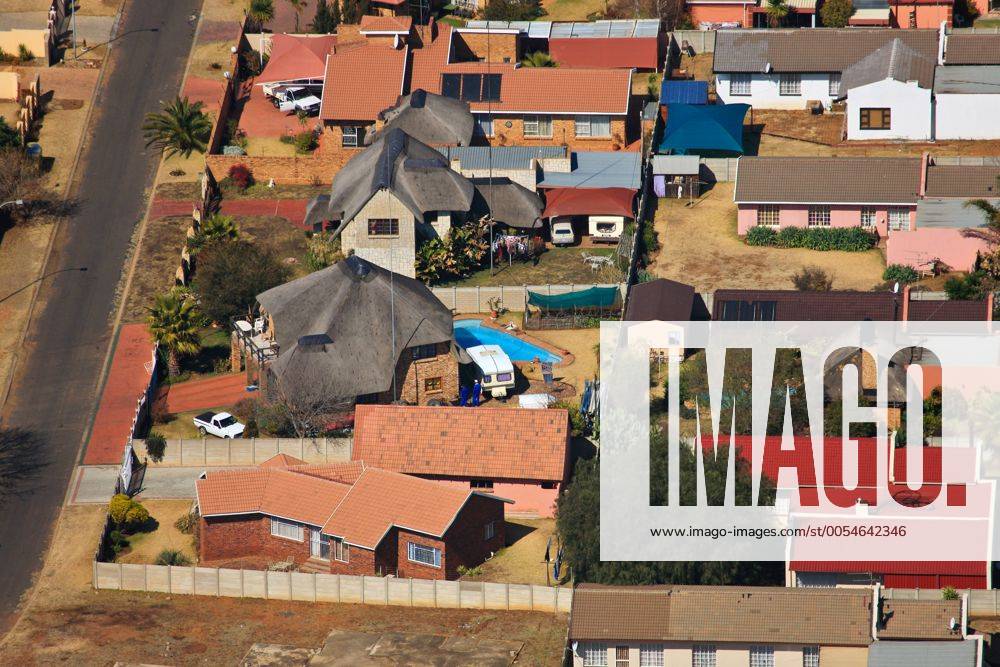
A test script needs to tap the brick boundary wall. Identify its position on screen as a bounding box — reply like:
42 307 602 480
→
131 437 353 467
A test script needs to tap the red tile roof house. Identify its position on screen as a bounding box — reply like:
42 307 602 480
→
195 455 507 579
733 155 997 273
352 404 572 518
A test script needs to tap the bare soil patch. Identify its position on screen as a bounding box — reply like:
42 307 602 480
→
121 215 191 322
464 519 564 587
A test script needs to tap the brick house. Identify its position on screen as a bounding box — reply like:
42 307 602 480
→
351 404 571 517
196 455 507 579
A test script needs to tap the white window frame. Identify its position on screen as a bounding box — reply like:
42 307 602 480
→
342 125 361 148
779 73 801 96
829 72 841 97
575 115 611 138
333 537 349 563
750 646 775 667
803 646 820 667
484 521 496 540
888 207 909 232
407 541 442 568
861 207 877 229
807 206 831 227
730 72 752 96
270 518 304 542
692 645 716 667
639 644 664 667
523 114 552 138
757 204 780 227
581 643 608 667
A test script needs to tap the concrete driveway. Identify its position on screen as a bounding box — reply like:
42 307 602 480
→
69 465 212 504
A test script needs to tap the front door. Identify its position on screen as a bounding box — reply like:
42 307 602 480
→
310 531 331 560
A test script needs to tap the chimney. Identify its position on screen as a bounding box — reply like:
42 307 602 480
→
901 284 911 321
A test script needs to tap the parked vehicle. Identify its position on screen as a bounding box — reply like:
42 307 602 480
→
550 220 576 246
465 344 515 398
589 215 625 243
193 411 245 438
263 84 321 115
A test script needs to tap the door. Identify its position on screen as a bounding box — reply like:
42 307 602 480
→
310 531 330 560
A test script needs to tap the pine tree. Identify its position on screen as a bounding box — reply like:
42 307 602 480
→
311 0 339 33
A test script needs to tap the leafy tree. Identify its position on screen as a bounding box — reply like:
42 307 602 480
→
764 0 791 26
147 291 202 377
416 219 490 283
0 116 19 148
187 213 239 254
482 0 544 21
145 431 167 463
882 264 918 285
963 186 1000 259
521 51 556 67
311 0 339 33
247 0 275 30
192 238 291 325
791 265 833 291
341 0 369 23
944 270 995 301
819 0 854 27
305 232 344 271
142 97 212 159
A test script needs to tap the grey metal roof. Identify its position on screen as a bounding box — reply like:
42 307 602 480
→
652 155 700 176
841 38 936 92
437 145 565 171
915 197 997 229
470 178 543 229
538 151 642 190
867 641 976 667
713 29 939 73
257 255 454 402
467 19 658 39
373 89 475 147
734 157 922 204
933 65 1000 94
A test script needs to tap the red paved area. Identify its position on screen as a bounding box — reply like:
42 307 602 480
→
239 85 323 138
84 323 156 465
150 197 310 225
154 372 251 414
182 75 225 116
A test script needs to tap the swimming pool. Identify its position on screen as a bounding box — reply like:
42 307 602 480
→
454 320 562 364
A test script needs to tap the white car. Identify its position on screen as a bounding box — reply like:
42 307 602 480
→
550 220 576 246
193 411 245 438
265 85 321 115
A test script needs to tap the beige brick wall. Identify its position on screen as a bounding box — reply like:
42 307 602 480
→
339 190 418 277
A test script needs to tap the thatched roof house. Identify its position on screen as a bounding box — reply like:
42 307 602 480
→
373 89 475 147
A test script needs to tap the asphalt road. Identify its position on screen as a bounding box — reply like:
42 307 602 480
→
0 0 201 633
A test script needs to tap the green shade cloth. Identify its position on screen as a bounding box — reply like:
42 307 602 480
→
527 286 621 310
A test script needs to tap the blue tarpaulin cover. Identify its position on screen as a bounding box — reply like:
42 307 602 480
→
657 103 749 156
659 80 709 105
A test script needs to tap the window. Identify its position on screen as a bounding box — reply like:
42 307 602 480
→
342 125 362 147
692 645 716 667
581 644 607 667
639 644 664 667
484 521 495 540
367 218 399 237
860 107 891 130
407 542 442 567
523 114 552 137
423 377 443 392
615 647 629 667
442 72 502 102
730 73 752 96
474 115 494 137
757 205 780 227
750 646 774 667
888 207 909 231
460 73 483 101
270 518 303 541
541 481 558 489
829 72 841 97
575 115 611 138
333 537 349 563
471 479 494 489
808 206 831 227
412 343 437 360
861 207 877 229
803 646 820 667
779 73 801 96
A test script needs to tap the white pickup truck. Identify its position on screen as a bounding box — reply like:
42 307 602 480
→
193 411 245 439
262 84 321 115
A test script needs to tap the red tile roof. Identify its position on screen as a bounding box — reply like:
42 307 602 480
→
352 404 570 482
549 37 660 70
359 15 413 33
320 42 408 121
260 453 307 468
196 468 351 527
791 560 987 576
257 34 337 85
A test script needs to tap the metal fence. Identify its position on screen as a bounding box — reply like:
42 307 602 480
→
92 562 572 613
431 284 626 314
132 437 352 467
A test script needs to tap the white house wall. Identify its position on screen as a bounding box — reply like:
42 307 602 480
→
935 94 1000 139
716 72 837 109
846 79 932 141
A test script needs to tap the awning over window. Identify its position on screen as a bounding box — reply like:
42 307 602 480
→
541 187 636 219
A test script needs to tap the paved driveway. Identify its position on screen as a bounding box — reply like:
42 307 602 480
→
0 0 200 634
70 465 210 504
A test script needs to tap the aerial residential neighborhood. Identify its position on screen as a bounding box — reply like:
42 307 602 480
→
2 0 1000 664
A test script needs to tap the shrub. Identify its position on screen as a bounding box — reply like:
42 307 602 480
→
819 0 854 27
174 512 198 534
305 232 343 271
125 503 150 528
746 225 777 246
883 264 919 284
227 163 254 190
156 549 191 566
17 44 34 62
145 430 166 462
942 586 960 600
792 265 834 291
109 493 151 532
108 529 129 556
293 130 318 154
775 226 808 248
108 493 133 525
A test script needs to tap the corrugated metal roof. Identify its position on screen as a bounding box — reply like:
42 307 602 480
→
660 80 709 104
851 7 891 21
471 19 659 39
652 155 699 175
538 151 643 189
438 145 565 171
867 641 976 667
915 197 997 228
934 65 1000 94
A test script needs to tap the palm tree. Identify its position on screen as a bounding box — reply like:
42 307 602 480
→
142 97 212 159
147 291 202 377
521 51 556 67
187 213 239 254
247 0 275 31
765 0 790 26
963 196 1000 248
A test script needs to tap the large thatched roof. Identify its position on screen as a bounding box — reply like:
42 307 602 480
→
373 89 475 147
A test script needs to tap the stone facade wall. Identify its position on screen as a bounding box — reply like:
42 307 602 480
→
481 114 633 151
452 31 520 64
391 342 459 405
339 190 418 277
200 515 313 564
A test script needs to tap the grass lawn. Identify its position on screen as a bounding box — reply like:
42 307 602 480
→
159 151 206 183
245 136 299 157
237 215 313 278
159 327 232 385
117 500 198 565
121 215 191 322
439 246 622 287
463 519 568 586
542 0 606 21
648 183 886 292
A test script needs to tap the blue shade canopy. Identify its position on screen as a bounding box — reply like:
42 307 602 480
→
659 80 709 105
658 103 749 156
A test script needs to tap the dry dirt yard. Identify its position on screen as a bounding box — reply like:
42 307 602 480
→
0 504 567 665
648 182 886 292
464 519 563 587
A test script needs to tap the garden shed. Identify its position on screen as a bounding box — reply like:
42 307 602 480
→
652 155 701 198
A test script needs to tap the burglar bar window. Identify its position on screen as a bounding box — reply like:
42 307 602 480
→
406 542 441 567
730 73 752 96
342 125 362 147
807 206 831 227
829 72 841 96
860 108 891 130
779 73 801 96
523 114 552 137
270 518 303 541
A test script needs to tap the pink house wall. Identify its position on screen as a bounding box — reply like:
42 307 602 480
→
887 229 989 272
889 3 953 29
736 204 916 236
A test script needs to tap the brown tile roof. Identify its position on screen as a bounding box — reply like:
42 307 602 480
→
320 42 408 121
945 34 1000 65
196 468 351 527
569 585 873 645
924 165 1000 198
734 157 922 204
907 299 991 321
359 15 412 33
352 404 570 482
879 599 963 640
712 289 990 322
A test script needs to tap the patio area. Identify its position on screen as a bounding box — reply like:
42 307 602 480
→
237 84 322 140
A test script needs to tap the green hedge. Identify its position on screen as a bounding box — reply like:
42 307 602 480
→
883 264 919 284
745 225 877 252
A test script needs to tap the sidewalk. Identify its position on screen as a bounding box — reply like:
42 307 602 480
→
155 372 251 414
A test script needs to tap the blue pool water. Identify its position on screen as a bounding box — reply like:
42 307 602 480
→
454 320 562 364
